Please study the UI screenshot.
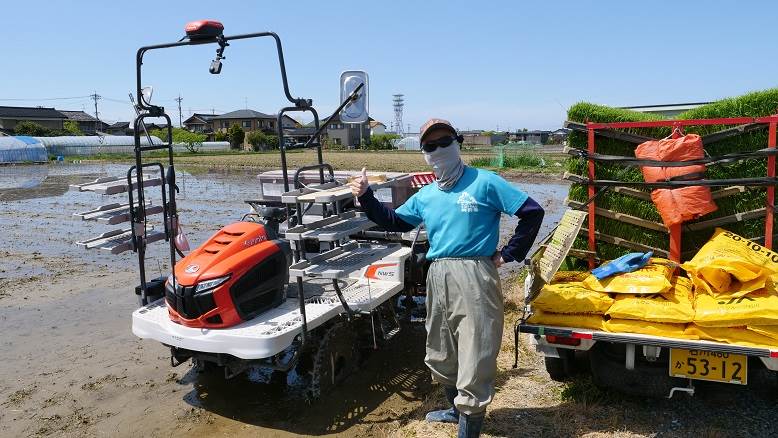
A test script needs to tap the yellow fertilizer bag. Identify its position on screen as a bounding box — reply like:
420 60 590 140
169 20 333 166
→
526 310 605 330
531 283 614 314
694 290 778 327
684 324 778 348
583 259 673 294
681 228 778 297
604 319 697 339
605 276 694 323
748 325 778 341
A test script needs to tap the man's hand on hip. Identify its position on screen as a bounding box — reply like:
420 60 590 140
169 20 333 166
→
349 167 369 197
492 251 504 268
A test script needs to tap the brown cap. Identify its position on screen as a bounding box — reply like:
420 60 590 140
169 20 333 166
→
419 118 457 143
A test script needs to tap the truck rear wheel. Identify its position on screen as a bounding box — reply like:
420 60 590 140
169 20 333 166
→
544 348 575 381
589 342 685 398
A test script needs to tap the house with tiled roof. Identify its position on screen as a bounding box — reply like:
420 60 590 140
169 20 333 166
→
210 109 299 147
182 113 220 133
59 110 107 134
0 106 67 134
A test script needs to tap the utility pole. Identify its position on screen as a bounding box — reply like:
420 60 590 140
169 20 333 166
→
175 95 183 127
90 91 101 127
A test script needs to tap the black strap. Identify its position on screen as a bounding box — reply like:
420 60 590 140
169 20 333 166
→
574 176 778 188
567 147 778 168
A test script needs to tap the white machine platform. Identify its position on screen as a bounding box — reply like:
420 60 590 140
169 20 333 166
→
131 244 411 359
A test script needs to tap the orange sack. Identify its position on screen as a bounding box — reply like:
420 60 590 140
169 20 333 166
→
634 134 706 182
651 186 717 227
635 134 717 227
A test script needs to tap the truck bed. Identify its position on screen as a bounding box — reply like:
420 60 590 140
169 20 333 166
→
519 322 778 358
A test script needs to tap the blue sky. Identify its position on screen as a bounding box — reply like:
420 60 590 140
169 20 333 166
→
3 1 778 131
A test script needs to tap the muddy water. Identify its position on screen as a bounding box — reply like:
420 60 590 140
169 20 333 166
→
0 163 568 437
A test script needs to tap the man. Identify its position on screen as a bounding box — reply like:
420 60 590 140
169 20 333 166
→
349 119 544 437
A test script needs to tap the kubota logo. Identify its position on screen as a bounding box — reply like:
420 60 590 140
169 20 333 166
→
244 236 267 247
185 264 199 273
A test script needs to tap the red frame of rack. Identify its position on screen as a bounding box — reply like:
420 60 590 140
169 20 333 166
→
585 115 778 267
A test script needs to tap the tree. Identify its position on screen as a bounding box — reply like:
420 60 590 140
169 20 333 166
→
367 133 400 150
14 121 52 136
227 124 245 150
246 131 279 151
214 131 228 141
63 120 84 136
150 127 206 153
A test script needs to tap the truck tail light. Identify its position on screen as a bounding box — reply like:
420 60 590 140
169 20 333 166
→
546 335 581 346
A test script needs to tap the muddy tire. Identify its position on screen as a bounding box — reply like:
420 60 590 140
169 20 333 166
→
545 348 575 381
305 321 360 402
589 343 684 398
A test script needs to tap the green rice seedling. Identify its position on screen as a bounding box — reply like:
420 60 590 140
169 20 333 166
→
564 89 778 262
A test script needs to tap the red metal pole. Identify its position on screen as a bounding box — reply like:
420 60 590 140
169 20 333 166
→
587 128 596 269
766 122 776 249
668 125 683 263
669 223 682 263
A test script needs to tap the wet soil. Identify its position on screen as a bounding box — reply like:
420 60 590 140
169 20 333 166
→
0 163 567 437
8 163 778 437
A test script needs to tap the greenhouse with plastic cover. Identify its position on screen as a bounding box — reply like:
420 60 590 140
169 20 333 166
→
0 136 48 164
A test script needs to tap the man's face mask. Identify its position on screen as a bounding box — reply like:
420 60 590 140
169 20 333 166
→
422 137 465 190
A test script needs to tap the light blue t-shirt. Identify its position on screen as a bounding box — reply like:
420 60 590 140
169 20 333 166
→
396 166 528 260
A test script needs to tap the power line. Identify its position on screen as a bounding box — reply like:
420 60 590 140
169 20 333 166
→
0 95 92 102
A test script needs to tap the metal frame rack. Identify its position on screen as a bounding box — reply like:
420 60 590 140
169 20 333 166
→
565 115 778 266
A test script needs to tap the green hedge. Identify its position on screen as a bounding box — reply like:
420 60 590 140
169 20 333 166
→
566 88 778 261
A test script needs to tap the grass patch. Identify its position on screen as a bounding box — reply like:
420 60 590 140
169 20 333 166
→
73 149 563 175
559 376 612 404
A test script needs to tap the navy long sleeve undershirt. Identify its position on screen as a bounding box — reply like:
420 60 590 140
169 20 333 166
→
500 197 544 263
357 187 544 263
357 187 415 232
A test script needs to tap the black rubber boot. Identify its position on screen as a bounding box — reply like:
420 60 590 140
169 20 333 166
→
424 386 459 423
457 412 484 438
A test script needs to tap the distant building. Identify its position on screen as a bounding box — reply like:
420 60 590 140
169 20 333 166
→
182 113 220 133
513 130 550 145
106 121 169 136
59 110 107 134
319 114 370 148
619 102 712 118
107 122 132 136
460 130 508 147
283 126 317 146
369 120 386 135
461 131 491 147
211 110 297 133
210 110 298 147
549 128 570 144
0 106 67 134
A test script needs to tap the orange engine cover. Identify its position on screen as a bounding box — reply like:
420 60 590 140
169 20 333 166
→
165 221 290 328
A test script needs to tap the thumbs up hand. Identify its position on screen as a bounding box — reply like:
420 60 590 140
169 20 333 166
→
349 167 369 197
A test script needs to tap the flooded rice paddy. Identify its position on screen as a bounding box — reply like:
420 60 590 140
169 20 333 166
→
0 162 568 437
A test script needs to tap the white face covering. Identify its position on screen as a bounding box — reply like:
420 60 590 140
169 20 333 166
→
423 140 465 191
